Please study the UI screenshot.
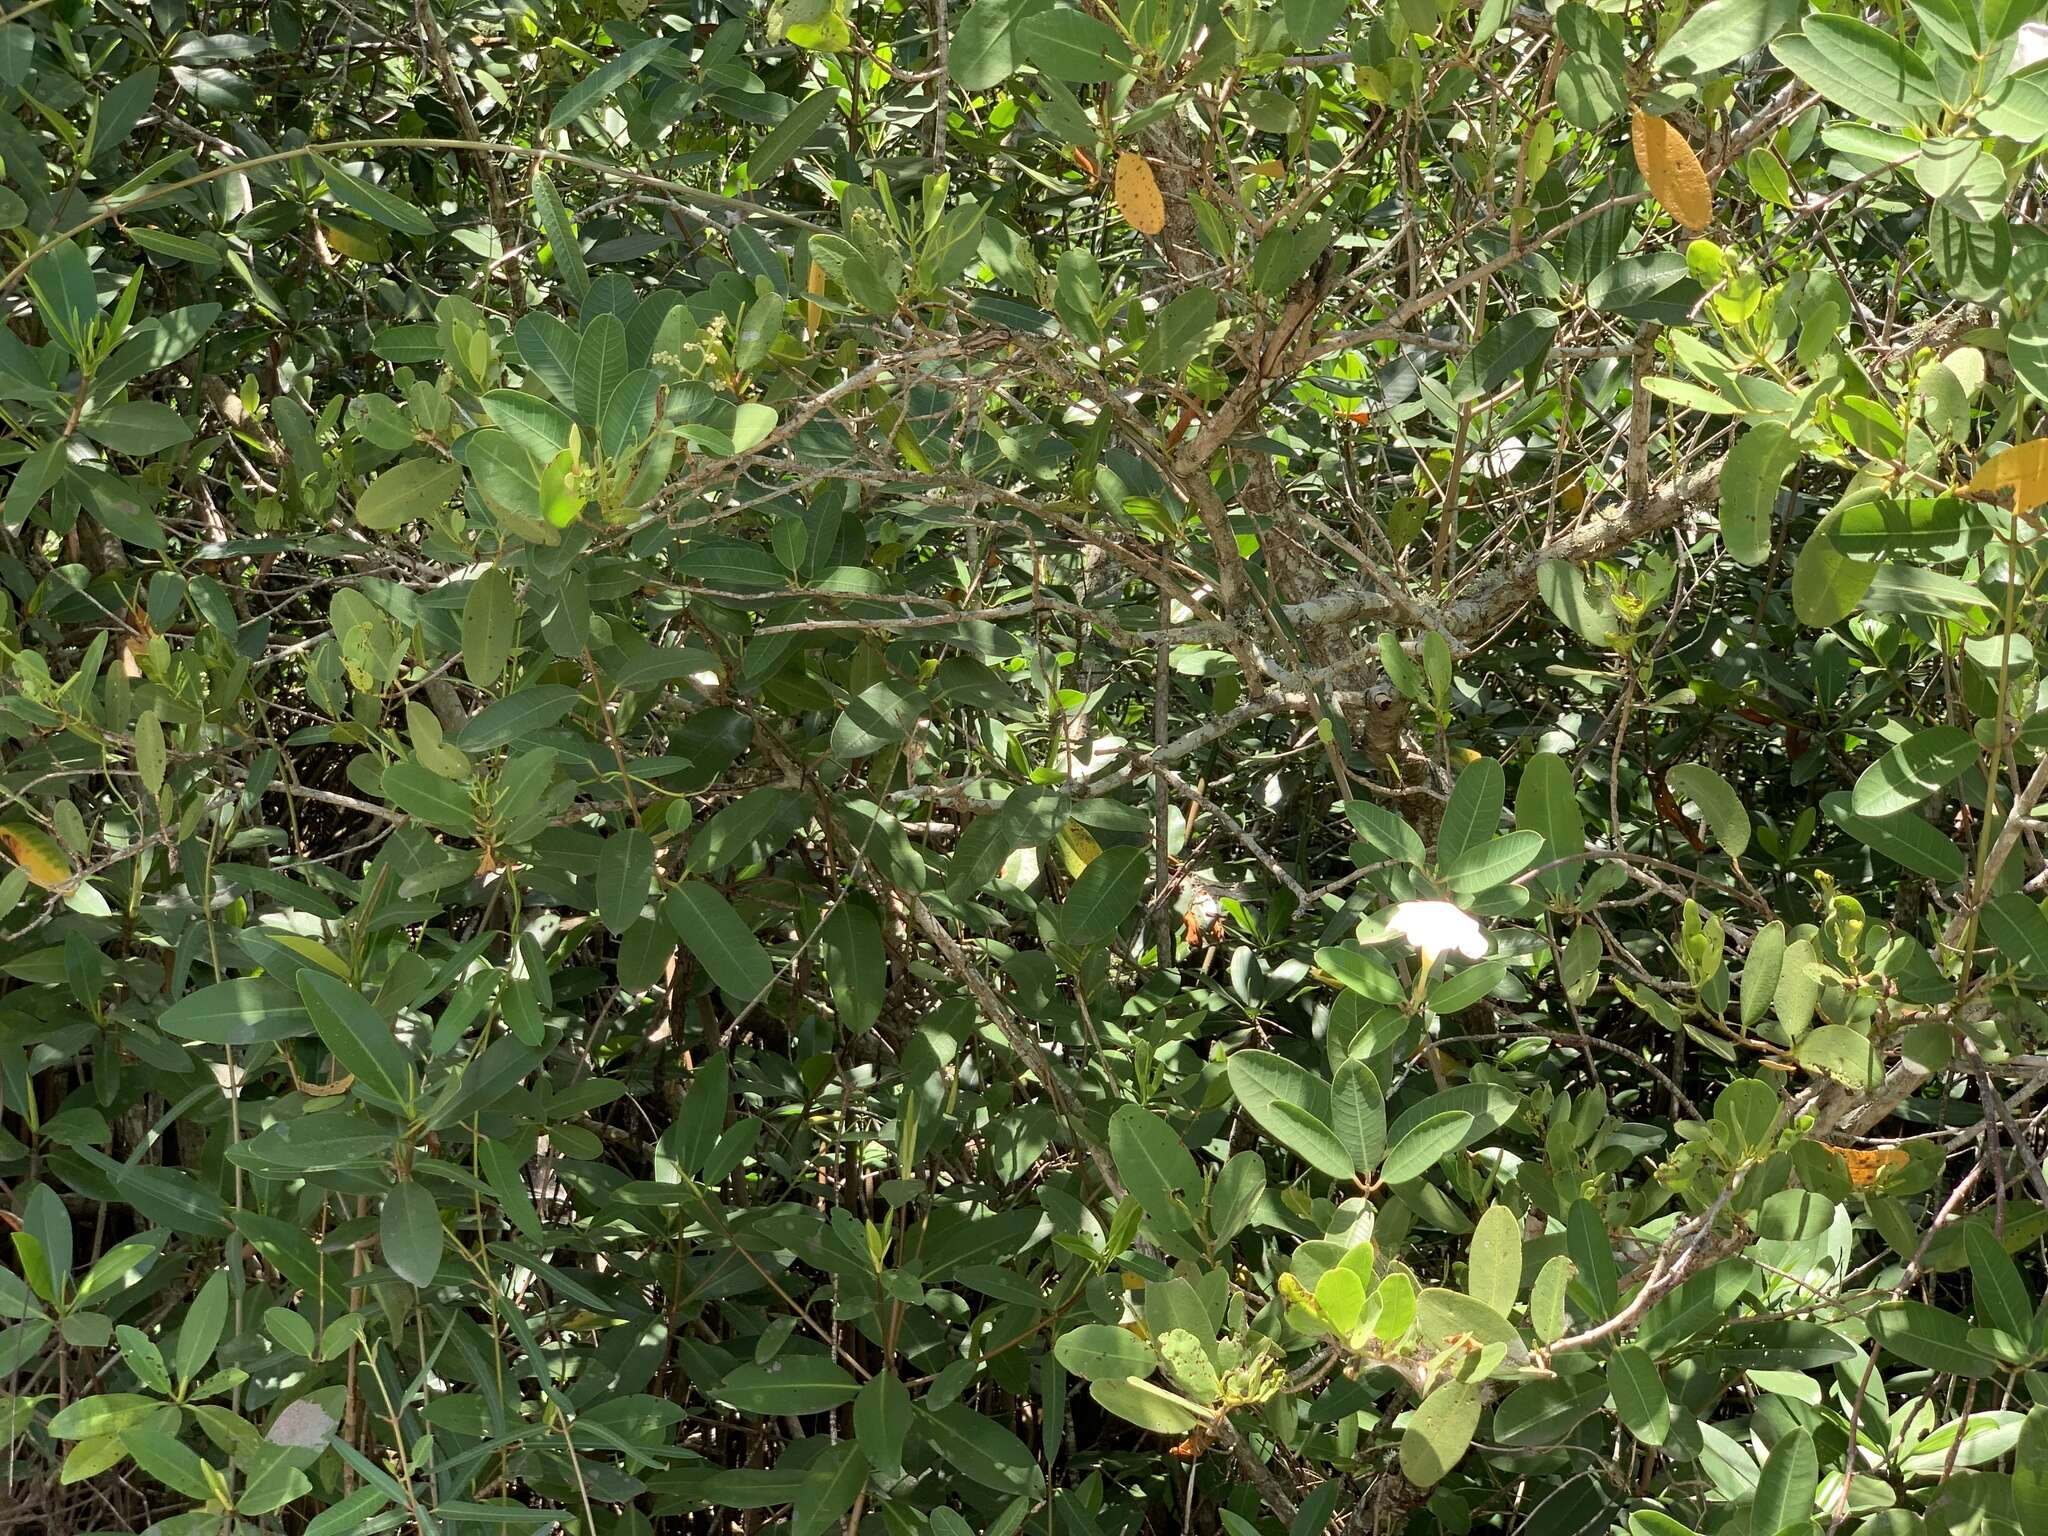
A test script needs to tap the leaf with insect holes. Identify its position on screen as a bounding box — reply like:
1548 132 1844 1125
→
1631 111 1712 231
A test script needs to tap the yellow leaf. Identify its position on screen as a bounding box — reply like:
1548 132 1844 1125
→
805 260 827 338
1113 150 1166 237
1968 439 2048 515
0 822 73 890
319 217 390 264
1630 111 1712 233
265 934 352 978
1056 819 1103 876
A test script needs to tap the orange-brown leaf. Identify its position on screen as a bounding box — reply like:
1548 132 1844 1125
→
1833 1145 1909 1189
1113 150 1166 236
1630 111 1712 233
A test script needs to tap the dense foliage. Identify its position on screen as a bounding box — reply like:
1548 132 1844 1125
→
7 0 2048 1532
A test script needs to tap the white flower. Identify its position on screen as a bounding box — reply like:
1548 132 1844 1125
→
1381 900 1489 964
2016 21 2048 71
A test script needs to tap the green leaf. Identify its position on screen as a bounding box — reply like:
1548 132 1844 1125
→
161 979 313 1045
1316 945 1404 1003
1741 921 1786 1028
1331 1060 1387 1176
2014 1408 2048 1529
1792 1024 1878 1091
1381 1110 1474 1185
26 238 99 350
47 1392 162 1438
1428 957 1506 1014
125 1424 218 1502
174 1269 229 1388
1790 528 1874 628
711 1358 859 1413
819 897 886 1034
1750 1426 1816 1536
1436 757 1505 871
1515 751 1584 893
1265 1100 1357 1182
919 1404 1044 1493
750 89 842 185
1530 1254 1573 1343
731 401 778 455
465 429 543 523
1554 5 1627 130
595 828 655 935
514 312 581 405
78 401 192 455
317 156 436 235
1665 763 1750 858
1209 1151 1266 1242
852 1372 911 1477
380 1182 444 1287
1566 1199 1619 1317
831 680 926 760
1870 1300 1998 1377
298 971 413 1107
1341 798 1427 865
1399 1380 1481 1486
1088 1377 1207 1433
1586 251 1689 314
487 389 576 464
1981 893 2048 977
1457 309 1558 399
1060 844 1147 945
379 760 478 835
461 568 516 687
1439 829 1544 894
951 0 1051 88
1718 424 1796 565
1226 1051 1350 1179
1821 793 1966 880
547 38 672 131
1311 1268 1364 1336
1466 1205 1521 1316
1965 1218 2033 1338
134 709 165 797
1607 1344 1670 1446
1494 1372 1609 1447
1772 17 1941 128
356 457 460 529
1656 0 1802 73
665 881 777 999
574 314 629 425
1536 560 1621 646
1053 1324 1155 1380
1024 7 1133 81
1851 726 1977 817
1108 1105 1199 1224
